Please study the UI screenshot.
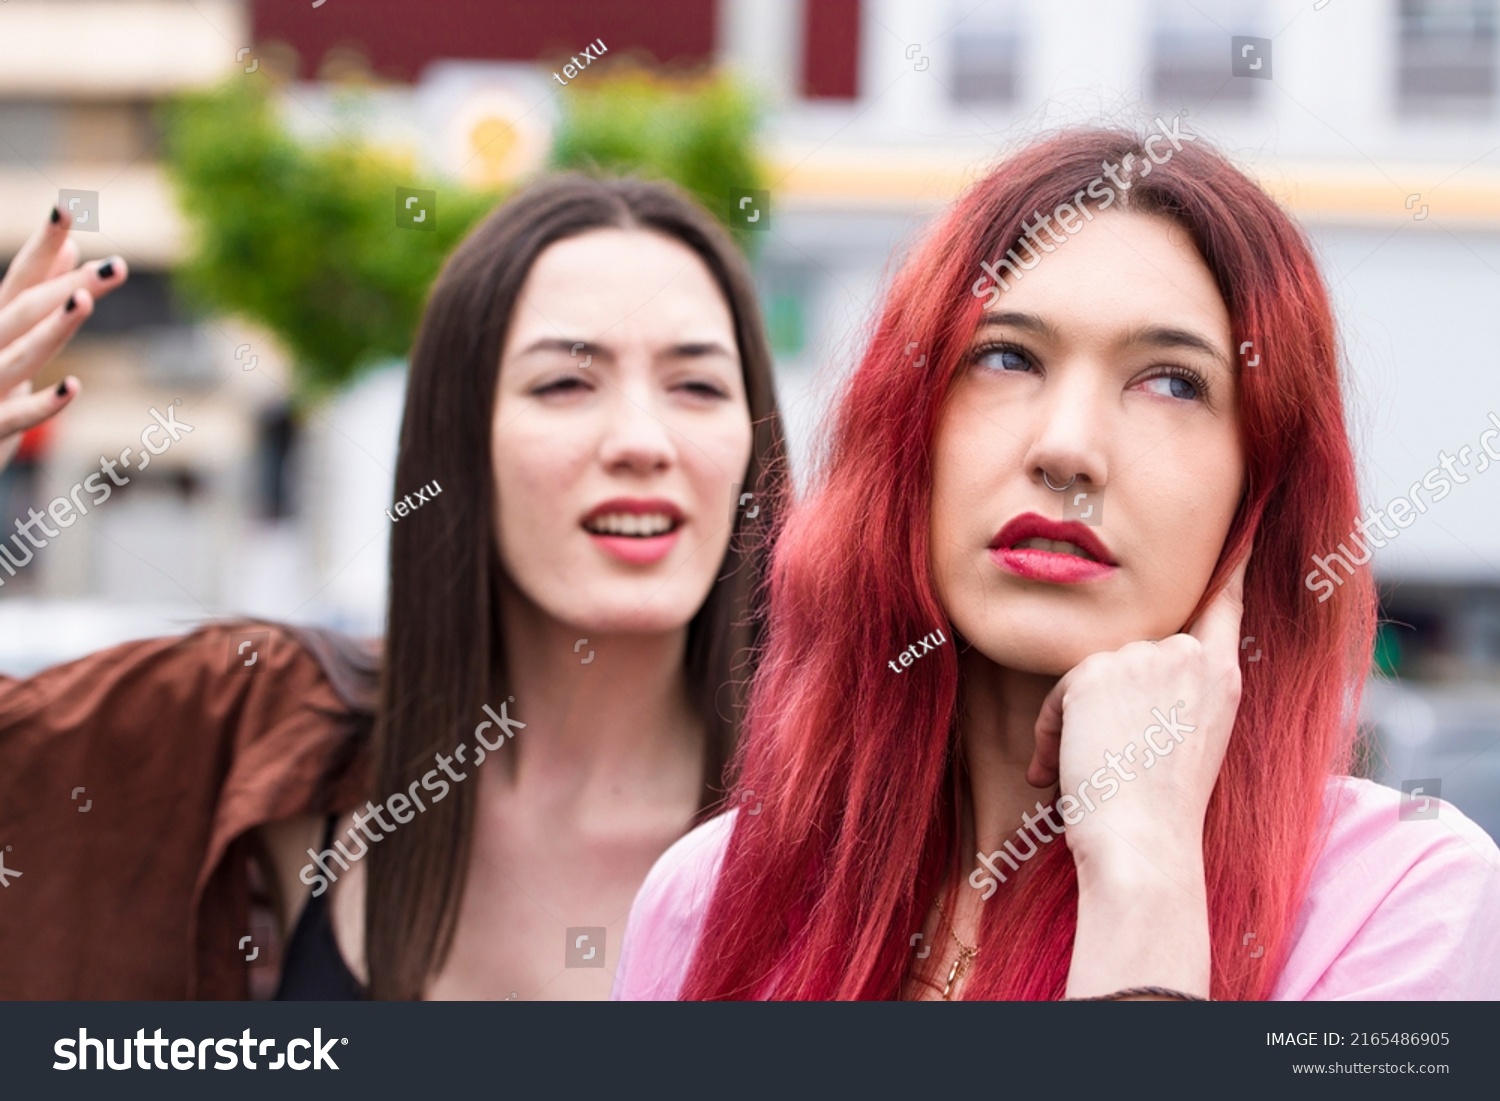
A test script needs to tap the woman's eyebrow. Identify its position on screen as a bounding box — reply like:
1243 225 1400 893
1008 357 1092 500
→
977 311 1062 341
513 338 734 360
663 340 735 359
976 313 1229 369
1122 325 1231 369
516 336 610 360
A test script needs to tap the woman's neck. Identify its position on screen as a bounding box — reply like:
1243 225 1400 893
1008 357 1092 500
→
487 582 704 810
956 647 1060 859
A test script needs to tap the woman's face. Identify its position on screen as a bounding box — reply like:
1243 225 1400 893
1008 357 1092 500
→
492 228 753 635
930 209 1245 675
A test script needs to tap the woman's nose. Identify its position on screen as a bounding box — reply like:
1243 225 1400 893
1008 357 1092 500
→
1021 372 1109 493
597 382 677 474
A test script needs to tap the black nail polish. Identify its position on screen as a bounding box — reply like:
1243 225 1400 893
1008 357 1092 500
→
97 260 115 280
50 206 60 225
65 294 77 313
55 381 68 398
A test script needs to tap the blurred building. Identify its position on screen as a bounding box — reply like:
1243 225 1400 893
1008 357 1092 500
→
0 0 300 656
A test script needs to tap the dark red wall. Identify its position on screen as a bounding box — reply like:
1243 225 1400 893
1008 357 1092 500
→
252 0 718 81
801 0 861 99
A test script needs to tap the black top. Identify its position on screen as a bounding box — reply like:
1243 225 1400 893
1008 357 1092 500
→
274 817 368 1001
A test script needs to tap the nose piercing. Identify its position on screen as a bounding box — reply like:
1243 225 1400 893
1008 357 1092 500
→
1042 470 1076 492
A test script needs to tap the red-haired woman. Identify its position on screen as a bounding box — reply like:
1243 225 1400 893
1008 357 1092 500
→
613 126 1500 1001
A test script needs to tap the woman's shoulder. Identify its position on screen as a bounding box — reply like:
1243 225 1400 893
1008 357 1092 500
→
611 808 738 1001
642 806 739 900
1271 775 1500 1000
0 619 378 719
0 620 380 998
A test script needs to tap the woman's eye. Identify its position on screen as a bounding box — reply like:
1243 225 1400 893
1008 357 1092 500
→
533 376 588 396
678 381 728 399
973 344 1033 373
1139 372 1204 401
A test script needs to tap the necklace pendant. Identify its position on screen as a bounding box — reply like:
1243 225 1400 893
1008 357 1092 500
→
931 894 979 1002
941 950 971 1001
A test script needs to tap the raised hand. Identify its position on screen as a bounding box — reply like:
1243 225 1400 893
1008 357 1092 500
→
1026 553 1249 998
0 206 129 469
1027 553 1248 861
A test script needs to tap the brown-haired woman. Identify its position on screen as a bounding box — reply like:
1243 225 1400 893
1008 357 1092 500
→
0 175 788 1000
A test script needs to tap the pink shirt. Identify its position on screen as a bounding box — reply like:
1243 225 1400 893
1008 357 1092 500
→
612 776 1500 1000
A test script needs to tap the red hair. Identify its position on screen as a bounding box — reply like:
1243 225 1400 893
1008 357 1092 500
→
681 127 1377 1001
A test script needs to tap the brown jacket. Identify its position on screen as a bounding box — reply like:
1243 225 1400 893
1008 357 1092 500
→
0 621 379 999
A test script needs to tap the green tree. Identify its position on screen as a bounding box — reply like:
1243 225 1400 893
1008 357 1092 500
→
549 67 764 253
160 68 762 401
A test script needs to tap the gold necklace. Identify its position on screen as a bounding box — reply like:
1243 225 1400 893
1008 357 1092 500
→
932 894 979 1001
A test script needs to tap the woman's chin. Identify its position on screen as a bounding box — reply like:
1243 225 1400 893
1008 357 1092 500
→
962 639 1076 677
558 603 701 638
957 609 1187 675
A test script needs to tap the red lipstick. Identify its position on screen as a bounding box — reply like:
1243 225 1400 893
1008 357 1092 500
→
988 512 1118 584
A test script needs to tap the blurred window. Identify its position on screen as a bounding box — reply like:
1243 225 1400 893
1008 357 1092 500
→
75 271 217 387
0 100 59 164
84 270 182 334
1398 0 1498 113
0 99 157 166
950 0 1023 105
756 258 813 360
1149 0 1262 110
766 285 808 359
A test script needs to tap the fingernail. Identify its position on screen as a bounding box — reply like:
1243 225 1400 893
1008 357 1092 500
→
65 294 77 313
97 260 115 280
50 206 60 225
55 380 68 398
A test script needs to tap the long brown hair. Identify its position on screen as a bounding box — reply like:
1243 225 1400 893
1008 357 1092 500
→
367 174 788 999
